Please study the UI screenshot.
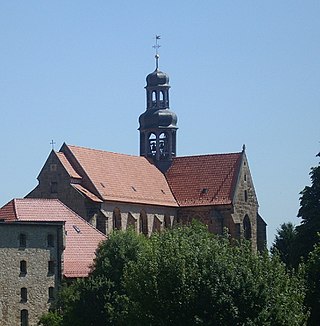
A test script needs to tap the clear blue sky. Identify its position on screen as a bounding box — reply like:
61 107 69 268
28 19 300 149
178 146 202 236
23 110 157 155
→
1 1 319 245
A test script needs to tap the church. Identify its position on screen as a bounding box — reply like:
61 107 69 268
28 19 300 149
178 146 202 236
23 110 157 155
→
27 55 267 252
0 53 266 325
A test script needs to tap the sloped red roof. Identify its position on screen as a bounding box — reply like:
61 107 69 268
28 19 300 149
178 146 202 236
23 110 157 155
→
0 199 17 221
56 152 81 179
166 153 243 207
72 184 103 203
63 145 178 207
0 198 106 278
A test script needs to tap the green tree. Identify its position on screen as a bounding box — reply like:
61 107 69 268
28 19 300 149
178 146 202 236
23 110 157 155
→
44 223 308 325
124 222 307 325
56 229 146 326
295 154 320 261
38 311 63 326
270 222 297 268
305 243 320 326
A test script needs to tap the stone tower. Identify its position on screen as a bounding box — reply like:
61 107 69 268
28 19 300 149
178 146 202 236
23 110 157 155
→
139 54 178 172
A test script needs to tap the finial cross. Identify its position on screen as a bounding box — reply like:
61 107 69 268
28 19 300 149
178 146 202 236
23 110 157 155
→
152 35 161 69
50 139 56 150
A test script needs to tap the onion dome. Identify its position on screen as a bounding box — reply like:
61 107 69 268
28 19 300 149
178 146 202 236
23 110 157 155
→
146 69 169 87
139 108 177 130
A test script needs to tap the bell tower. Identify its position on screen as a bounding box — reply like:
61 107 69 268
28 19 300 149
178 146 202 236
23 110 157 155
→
139 37 178 173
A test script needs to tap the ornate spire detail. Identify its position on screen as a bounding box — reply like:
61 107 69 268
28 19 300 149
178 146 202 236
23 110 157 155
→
138 39 178 173
152 35 161 69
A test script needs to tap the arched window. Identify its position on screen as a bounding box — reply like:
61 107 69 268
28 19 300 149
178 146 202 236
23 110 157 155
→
139 210 148 236
159 91 165 107
21 288 27 303
20 260 27 276
159 133 168 157
96 215 106 234
164 215 171 228
113 208 121 230
48 287 55 301
48 260 55 275
47 234 54 247
127 213 137 231
21 309 28 326
152 91 157 102
243 215 252 240
19 234 26 248
148 133 157 156
152 215 162 232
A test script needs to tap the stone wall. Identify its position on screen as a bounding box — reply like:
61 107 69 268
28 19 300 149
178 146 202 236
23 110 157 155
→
101 201 177 236
177 205 235 235
27 151 101 227
232 154 259 250
0 222 64 326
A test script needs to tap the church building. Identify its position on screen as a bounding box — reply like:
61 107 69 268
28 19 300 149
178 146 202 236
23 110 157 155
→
27 55 267 251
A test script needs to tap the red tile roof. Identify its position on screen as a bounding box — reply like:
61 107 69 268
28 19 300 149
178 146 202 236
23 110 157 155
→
166 153 243 207
72 184 103 203
0 199 17 221
56 152 81 179
63 145 178 207
0 198 106 278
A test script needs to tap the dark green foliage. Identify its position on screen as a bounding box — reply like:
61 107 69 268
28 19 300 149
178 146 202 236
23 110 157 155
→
123 222 307 326
43 223 307 325
270 222 297 268
270 154 320 324
56 229 146 326
38 311 63 326
58 277 113 326
296 156 320 262
305 243 320 326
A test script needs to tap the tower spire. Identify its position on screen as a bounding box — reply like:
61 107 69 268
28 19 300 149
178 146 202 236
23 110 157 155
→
139 40 178 173
152 35 161 69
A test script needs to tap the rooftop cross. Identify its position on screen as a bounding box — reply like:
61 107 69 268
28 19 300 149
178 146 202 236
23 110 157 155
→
50 139 56 150
152 35 161 69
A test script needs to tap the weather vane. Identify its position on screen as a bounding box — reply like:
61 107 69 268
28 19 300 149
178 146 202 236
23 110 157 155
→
152 35 161 69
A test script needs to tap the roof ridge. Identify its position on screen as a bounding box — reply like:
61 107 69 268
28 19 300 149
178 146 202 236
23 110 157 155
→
65 144 142 159
173 152 242 159
13 198 19 220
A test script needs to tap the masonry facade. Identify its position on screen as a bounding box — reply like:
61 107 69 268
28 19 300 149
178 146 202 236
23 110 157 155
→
0 198 106 325
0 222 64 326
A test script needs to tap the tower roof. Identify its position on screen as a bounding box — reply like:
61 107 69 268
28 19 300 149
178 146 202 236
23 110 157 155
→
139 107 177 130
146 68 169 87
